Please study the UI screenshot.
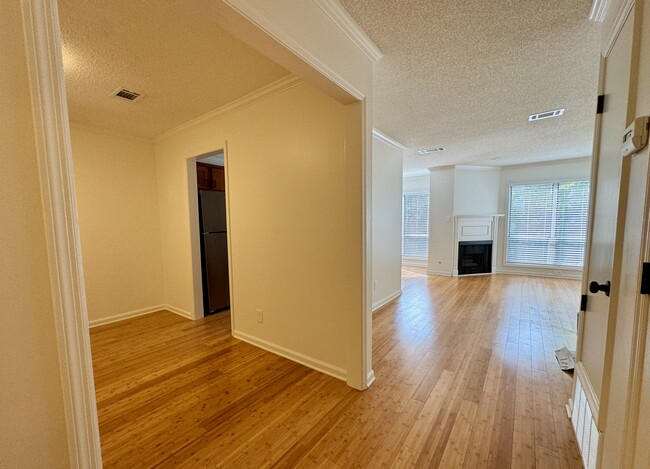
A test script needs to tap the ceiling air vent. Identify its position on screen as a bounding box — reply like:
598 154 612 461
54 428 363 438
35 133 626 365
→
418 147 445 155
112 88 143 102
528 108 564 122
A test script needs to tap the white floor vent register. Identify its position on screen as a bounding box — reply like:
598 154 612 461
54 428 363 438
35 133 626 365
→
571 378 601 469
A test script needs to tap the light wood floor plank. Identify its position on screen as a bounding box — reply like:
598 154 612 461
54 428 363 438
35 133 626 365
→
90 269 582 467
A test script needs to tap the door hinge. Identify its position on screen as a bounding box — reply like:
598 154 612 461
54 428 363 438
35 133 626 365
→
597 95 605 114
641 263 650 295
580 294 588 311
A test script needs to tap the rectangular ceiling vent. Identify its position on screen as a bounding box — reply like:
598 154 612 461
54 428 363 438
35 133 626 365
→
418 147 445 155
112 88 143 102
528 108 564 122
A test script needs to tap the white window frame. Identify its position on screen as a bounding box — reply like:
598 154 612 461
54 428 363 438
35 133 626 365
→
402 191 430 264
504 178 589 271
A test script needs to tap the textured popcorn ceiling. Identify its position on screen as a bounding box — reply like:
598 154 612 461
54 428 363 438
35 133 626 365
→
339 0 601 175
58 0 290 138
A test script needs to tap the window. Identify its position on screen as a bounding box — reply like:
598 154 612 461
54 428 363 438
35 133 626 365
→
402 192 429 258
506 180 590 267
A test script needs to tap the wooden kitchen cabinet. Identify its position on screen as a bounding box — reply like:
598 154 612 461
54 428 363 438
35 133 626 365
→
197 163 225 191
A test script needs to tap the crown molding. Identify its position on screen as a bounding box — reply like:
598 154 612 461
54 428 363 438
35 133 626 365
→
602 0 634 58
313 0 383 63
154 75 302 142
588 0 609 22
372 128 406 151
222 0 365 101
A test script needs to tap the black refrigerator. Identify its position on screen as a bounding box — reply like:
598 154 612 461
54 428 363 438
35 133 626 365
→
198 190 230 315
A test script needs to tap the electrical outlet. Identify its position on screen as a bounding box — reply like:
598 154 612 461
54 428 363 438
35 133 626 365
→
257 309 263 323
373 280 377 291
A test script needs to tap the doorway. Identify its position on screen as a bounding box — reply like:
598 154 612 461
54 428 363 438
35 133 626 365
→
195 152 231 316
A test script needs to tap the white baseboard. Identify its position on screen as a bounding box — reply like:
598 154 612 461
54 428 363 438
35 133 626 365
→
366 369 376 388
372 289 402 312
427 270 452 277
88 304 193 328
497 268 582 280
88 305 167 328
402 257 428 267
162 304 194 320
232 329 347 382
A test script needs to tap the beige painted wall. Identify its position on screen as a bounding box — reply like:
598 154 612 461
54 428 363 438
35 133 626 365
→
71 124 165 323
371 135 403 310
0 1 70 465
453 166 501 215
428 167 455 275
154 81 362 378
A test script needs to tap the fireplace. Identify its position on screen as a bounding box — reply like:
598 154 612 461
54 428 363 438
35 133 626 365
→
452 215 503 277
458 241 493 275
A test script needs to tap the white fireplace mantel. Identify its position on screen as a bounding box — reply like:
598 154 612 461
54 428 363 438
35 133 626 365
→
452 214 504 276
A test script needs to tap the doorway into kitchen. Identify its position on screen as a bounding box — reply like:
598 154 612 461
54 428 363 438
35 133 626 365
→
193 151 231 317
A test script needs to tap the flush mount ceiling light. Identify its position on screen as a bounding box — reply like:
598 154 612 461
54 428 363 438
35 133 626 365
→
418 147 445 155
528 108 565 122
111 87 144 102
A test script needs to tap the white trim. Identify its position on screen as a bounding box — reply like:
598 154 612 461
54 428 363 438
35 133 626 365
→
87 305 194 328
372 289 402 312
372 128 407 151
576 361 600 426
223 0 365 100
366 369 376 387
312 0 383 63
402 257 428 267
603 0 635 58
155 75 302 142
88 305 167 328
496 269 583 280
20 0 102 466
232 329 347 381
589 0 610 22
163 304 194 320
427 270 453 277
455 165 501 172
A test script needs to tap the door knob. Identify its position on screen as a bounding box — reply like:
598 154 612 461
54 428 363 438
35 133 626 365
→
589 280 611 297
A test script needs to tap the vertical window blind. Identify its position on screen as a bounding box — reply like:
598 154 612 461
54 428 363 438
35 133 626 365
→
507 181 590 267
402 192 430 258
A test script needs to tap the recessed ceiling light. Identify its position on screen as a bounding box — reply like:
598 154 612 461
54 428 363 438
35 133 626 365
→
112 88 144 102
418 147 445 155
528 108 564 122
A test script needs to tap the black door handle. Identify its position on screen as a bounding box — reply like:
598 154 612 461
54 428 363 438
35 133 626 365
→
589 280 611 297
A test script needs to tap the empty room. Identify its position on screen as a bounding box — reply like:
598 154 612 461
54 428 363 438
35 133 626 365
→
4 0 650 468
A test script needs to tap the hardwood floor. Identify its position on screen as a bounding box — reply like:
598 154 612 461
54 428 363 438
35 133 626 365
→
90 270 583 468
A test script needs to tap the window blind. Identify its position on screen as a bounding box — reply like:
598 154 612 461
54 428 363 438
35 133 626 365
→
403 192 430 258
507 181 589 267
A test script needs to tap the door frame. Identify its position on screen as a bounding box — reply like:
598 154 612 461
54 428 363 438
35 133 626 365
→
187 148 236 325
21 0 102 466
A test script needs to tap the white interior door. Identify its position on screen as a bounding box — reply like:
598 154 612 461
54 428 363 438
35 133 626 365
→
600 147 650 467
577 11 634 418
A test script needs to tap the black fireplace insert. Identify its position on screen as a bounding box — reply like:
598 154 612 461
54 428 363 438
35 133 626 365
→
458 240 493 275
